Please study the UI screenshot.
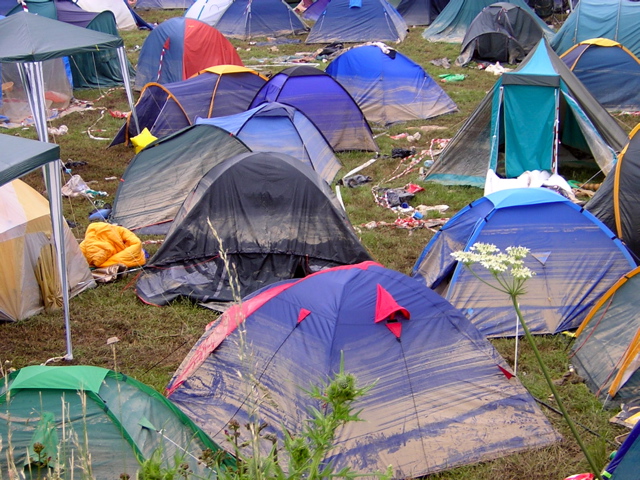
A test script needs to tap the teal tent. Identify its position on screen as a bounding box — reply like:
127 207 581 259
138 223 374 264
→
551 0 640 57
424 39 628 187
0 365 233 479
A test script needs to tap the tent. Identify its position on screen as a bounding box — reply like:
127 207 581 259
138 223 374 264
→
424 39 628 188
550 0 640 58
571 265 640 406
0 15 137 357
560 38 640 112
411 188 636 337
396 0 450 26
249 65 377 152
325 43 457 125
212 0 308 39
110 124 251 234
587 124 640 260
76 0 153 30
422 0 537 43
1 178 94 322
5 2 136 90
135 17 243 89
166 261 560 478
135 0 194 8
1 58 72 124
602 419 640 479
112 65 267 146
0 365 232 479
195 102 342 184
306 0 408 44
456 2 555 67
136 152 372 306
185 0 233 25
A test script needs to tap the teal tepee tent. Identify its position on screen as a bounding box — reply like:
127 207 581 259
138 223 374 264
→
424 39 628 187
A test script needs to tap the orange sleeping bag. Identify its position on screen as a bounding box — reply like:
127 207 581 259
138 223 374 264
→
80 222 146 268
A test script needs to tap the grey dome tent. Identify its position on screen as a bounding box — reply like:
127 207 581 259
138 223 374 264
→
422 0 537 43
456 2 555 66
136 151 372 306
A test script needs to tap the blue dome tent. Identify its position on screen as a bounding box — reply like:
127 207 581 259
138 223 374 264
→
412 188 636 337
325 44 457 125
166 262 560 478
306 0 408 44
249 65 378 152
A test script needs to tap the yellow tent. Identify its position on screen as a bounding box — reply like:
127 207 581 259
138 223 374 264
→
0 179 94 321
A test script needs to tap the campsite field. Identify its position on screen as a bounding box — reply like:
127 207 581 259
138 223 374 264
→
3 8 640 479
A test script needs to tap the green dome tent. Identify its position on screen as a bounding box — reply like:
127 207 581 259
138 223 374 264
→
0 365 233 479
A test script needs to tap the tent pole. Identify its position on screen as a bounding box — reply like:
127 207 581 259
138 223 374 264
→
552 89 559 175
19 62 73 361
117 46 140 135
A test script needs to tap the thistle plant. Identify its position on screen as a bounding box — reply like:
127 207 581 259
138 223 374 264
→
452 243 602 480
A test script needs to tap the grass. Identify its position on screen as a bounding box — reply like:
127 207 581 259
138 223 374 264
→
2 8 639 479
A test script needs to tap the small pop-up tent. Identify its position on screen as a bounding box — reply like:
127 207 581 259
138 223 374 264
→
136 152 372 306
166 262 560 478
0 365 233 479
213 0 308 39
196 102 342 183
422 0 536 43
550 0 640 57
587 124 640 260
560 38 640 112
396 0 450 26
424 39 628 187
571 265 640 407
113 65 267 146
325 43 457 125
456 2 555 66
306 0 408 44
135 17 243 89
249 65 378 152
411 188 636 337
111 124 251 234
0 178 94 322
